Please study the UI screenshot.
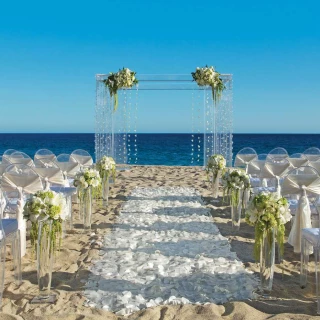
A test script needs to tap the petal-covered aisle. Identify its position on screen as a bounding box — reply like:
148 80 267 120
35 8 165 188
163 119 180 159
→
84 187 258 316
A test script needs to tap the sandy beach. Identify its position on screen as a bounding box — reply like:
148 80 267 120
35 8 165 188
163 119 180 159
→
1 166 320 320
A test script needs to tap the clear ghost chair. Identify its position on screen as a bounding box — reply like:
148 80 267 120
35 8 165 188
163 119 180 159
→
303 147 320 162
8 152 34 167
2 149 17 160
288 153 308 169
1 164 44 256
0 157 12 178
247 158 266 187
234 147 257 173
308 161 320 176
255 158 291 196
0 191 22 306
55 154 80 179
34 149 56 167
33 161 66 189
70 150 93 168
267 147 289 163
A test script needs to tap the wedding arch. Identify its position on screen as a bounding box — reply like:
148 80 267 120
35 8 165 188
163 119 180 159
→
95 73 233 166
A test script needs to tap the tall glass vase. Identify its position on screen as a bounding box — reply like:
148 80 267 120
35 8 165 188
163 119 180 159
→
102 173 110 206
260 228 275 294
231 189 242 231
212 171 221 199
37 219 53 300
82 187 92 231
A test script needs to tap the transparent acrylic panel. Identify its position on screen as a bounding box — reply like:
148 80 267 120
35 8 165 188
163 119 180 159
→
95 74 233 166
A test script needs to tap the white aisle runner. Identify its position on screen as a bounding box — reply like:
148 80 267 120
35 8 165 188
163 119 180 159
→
84 187 258 316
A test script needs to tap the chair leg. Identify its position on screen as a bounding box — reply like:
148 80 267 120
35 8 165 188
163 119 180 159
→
0 241 6 307
12 231 22 285
315 248 320 314
300 236 309 288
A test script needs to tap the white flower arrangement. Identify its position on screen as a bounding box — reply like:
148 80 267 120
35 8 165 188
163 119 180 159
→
206 154 226 180
97 156 116 180
245 192 292 260
103 67 138 112
73 168 101 190
23 190 67 253
221 168 251 207
191 66 225 105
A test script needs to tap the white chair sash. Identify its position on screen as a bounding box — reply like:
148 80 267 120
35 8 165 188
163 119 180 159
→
288 187 312 254
34 167 65 188
282 173 320 254
234 154 257 172
309 161 320 174
71 155 93 167
247 159 265 176
7 158 34 167
1 172 43 194
55 162 80 178
288 158 309 169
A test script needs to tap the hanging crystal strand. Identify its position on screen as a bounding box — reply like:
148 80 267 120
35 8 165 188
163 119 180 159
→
134 85 139 164
123 89 127 168
127 88 132 165
197 89 201 165
191 90 194 165
206 89 211 165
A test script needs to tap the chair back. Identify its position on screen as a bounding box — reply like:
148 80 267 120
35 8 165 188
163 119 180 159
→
288 153 308 169
267 147 289 162
303 147 320 161
71 150 93 167
7 152 34 167
234 147 257 171
1 164 43 194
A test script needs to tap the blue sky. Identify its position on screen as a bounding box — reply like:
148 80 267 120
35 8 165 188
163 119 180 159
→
0 0 319 133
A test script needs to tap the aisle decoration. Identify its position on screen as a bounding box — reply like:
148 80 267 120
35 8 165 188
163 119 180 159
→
206 154 226 198
103 67 138 112
74 168 101 230
245 192 292 293
191 66 225 105
97 156 116 205
222 168 251 230
23 190 66 301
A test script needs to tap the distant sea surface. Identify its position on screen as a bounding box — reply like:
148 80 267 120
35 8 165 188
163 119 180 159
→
1 133 320 166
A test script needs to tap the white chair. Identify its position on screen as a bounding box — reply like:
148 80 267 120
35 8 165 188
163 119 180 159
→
234 147 257 173
0 190 22 306
303 147 320 162
33 161 67 190
248 159 266 187
1 164 44 256
254 158 291 197
34 149 56 167
55 154 80 180
4 152 34 167
71 150 93 168
281 166 320 254
288 153 309 169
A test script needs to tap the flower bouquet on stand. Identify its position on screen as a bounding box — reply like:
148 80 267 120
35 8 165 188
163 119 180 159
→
245 192 292 295
191 66 225 105
96 156 116 206
23 190 66 303
206 154 226 199
73 168 101 231
222 168 251 231
103 67 138 112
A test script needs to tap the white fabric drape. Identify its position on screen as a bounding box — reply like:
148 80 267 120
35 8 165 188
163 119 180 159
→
34 167 66 187
288 158 308 169
1 172 43 194
234 154 257 172
55 162 80 178
282 174 320 254
71 155 93 167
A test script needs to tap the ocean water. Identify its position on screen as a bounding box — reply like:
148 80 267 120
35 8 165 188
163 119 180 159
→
1 133 320 166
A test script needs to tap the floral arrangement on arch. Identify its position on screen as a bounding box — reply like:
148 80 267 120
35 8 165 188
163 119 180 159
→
245 192 292 260
206 154 226 181
73 168 101 190
103 67 138 112
23 190 67 254
221 168 251 207
96 156 116 181
191 66 225 105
